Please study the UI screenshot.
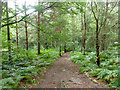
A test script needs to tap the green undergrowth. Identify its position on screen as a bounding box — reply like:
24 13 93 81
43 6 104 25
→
2 48 60 88
70 46 119 89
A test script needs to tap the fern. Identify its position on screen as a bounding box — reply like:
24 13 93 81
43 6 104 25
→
70 49 118 88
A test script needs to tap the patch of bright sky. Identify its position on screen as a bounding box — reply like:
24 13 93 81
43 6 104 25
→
8 0 38 16
7 0 113 17
7 0 109 10
8 0 38 9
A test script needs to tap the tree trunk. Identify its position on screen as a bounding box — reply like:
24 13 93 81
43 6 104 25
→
83 13 86 55
15 2 18 47
25 1 28 51
37 0 40 55
59 45 61 56
43 37 45 49
55 41 57 48
101 34 105 51
59 24 62 56
96 19 100 66
53 9 57 48
16 16 18 47
81 13 83 53
91 2 100 67
72 16 75 52
25 20 28 50
101 0 108 51
64 44 66 53
6 2 12 61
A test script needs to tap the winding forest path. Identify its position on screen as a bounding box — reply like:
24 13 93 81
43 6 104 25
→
38 52 107 88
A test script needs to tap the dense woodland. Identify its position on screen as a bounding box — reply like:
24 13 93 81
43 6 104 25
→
0 0 120 89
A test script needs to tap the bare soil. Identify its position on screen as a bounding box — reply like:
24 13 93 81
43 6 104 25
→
37 52 107 88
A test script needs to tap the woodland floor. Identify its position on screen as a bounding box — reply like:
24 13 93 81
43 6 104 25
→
34 52 107 88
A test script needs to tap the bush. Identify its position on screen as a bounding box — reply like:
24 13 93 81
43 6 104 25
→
2 48 59 88
70 48 119 88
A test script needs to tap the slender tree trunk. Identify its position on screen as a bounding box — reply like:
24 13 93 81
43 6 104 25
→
25 21 28 50
43 37 45 49
53 9 57 48
59 25 62 56
55 41 57 48
96 19 100 66
16 17 18 47
15 2 18 47
81 13 83 53
101 33 105 51
59 45 61 56
59 40 61 56
25 1 28 51
91 2 100 67
101 0 108 51
63 23 66 53
72 16 75 52
83 13 86 55
37 0 40 55
72 39 75 51
6 2 12 61
64 43 66 53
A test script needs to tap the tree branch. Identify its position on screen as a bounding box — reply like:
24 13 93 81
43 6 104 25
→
2 10 36 27
2 2 57 27
91 2 97 21
98 1 117 32
111 22 118 28
109 1 118 14
2 10 26 21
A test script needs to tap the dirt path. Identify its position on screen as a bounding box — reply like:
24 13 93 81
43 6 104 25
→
38 52 107 88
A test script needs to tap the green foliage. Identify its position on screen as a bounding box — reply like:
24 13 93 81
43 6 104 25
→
70 46 119 88
2 48 59 88
1 1 118 89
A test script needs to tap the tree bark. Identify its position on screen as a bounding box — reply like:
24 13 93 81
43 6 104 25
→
37 0 40 55
55 41 57 48
72 16 75 52
91 2 100 66
25 1 28 51
96 19 100 66
59 45 61 56
101 0 108 51
59 24 62 56
16 17 18 47
83 13 86 55
64 44 66 53
15 1 18 47
6 1 12 61
43 37 45 49
53 9 57 48
81 13 83 53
